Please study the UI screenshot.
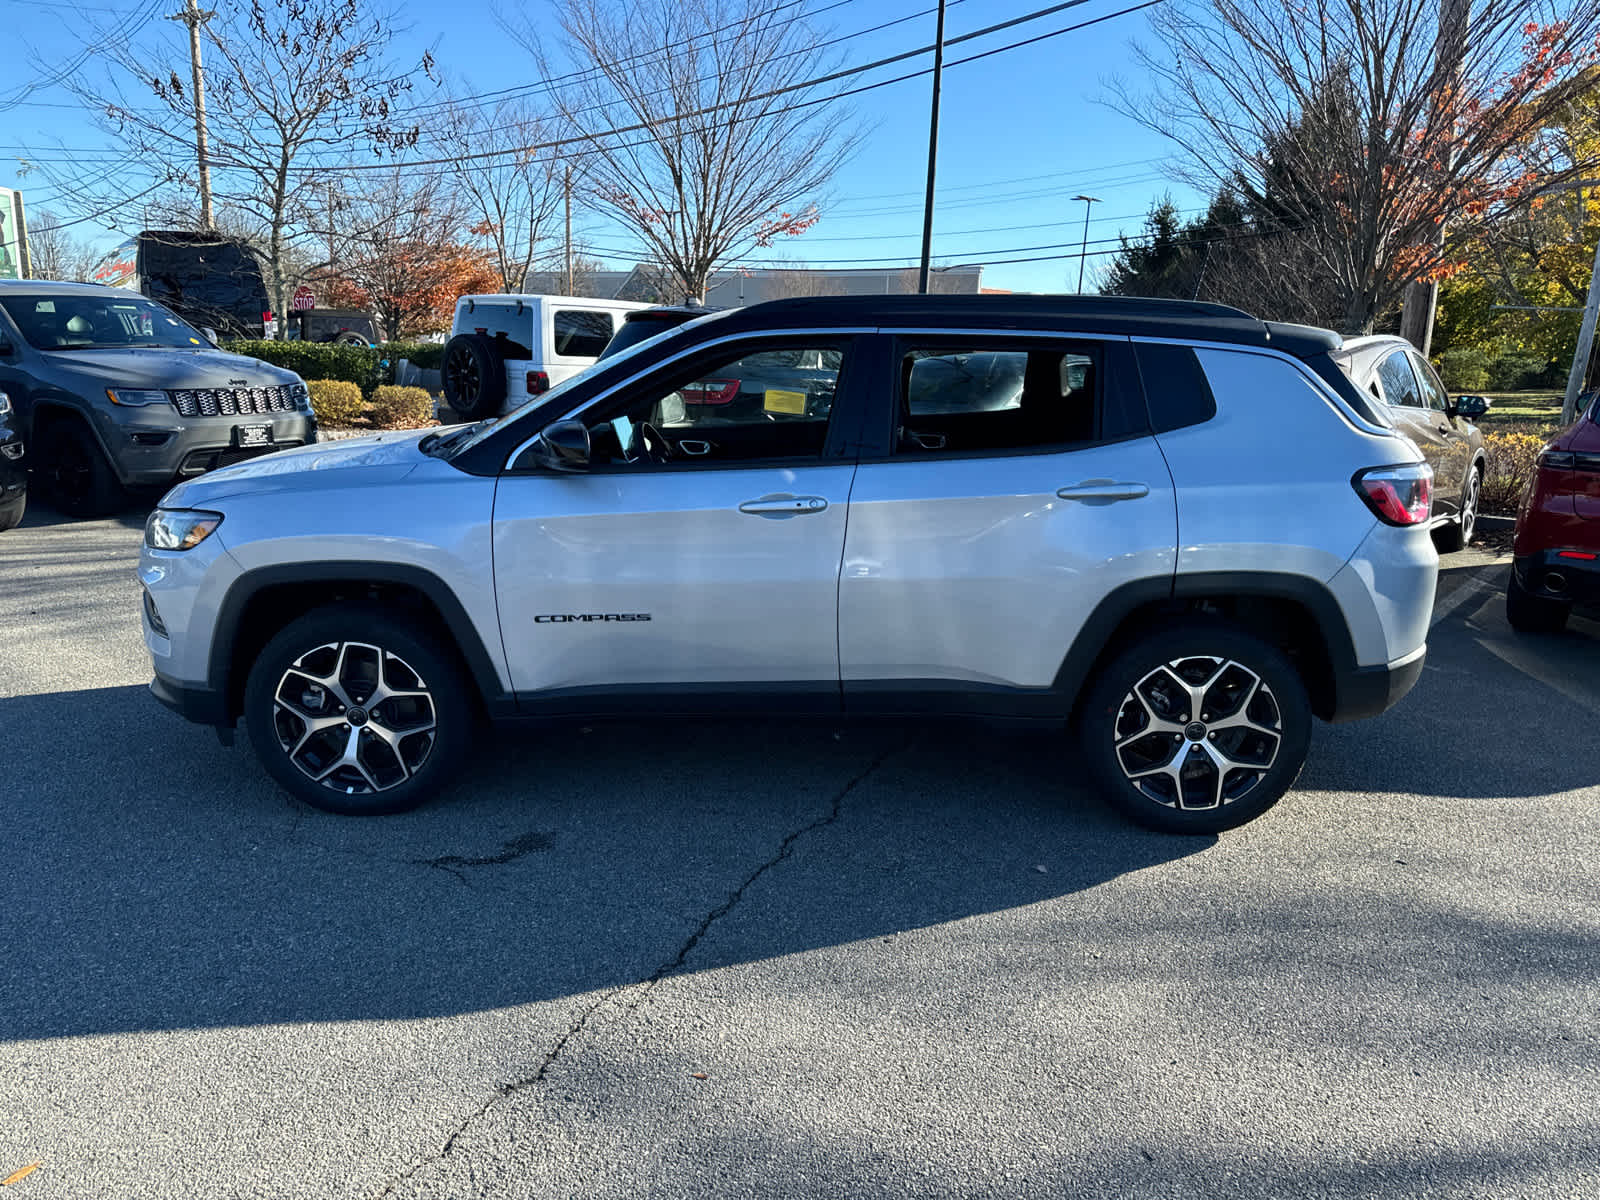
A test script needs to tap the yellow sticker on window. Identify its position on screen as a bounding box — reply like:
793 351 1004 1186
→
764 388 806 415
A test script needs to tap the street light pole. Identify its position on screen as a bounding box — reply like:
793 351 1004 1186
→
916 0 947 295
1073 195 1100 294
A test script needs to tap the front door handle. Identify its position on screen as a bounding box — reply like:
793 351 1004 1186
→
1056 480 1150 503
739 494 829 517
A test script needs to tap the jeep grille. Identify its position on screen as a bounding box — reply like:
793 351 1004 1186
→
169 385 298 418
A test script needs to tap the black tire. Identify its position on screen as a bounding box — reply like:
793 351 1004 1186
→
1505 570 1569 634
244 605 477 815
1433 464 1480 553
37 417 125 518
0 492 23 532
1078 621 1313 834
331 331 369 347
442 333 506 422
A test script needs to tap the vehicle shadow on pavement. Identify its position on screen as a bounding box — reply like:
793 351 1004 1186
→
14 495 153 533
0 685 1208 1042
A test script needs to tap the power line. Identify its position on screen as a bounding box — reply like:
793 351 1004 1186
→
25 179 172 233
0 0 166 112
295 0 1152 174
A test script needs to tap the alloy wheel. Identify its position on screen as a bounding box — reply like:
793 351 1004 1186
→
1459 470 1479 544
1112 656 1282 810
445 345 481 408
271 641 437 795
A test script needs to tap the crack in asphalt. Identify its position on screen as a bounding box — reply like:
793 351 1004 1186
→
413 831 555 871
370 738 909 1199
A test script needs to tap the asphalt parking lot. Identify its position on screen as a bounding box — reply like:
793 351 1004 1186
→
2 503 1597 1199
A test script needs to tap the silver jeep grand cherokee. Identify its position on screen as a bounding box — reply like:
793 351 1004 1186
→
0 280 316 516
139 294 1436 834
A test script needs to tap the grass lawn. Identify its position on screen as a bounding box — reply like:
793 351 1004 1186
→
1474 390 1568 436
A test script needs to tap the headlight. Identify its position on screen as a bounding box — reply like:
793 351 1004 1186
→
289 381 311 411
107 388 170 407
145 508 224 551
0 391 10 416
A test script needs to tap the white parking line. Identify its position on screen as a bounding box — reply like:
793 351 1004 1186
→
1430 571 1501 630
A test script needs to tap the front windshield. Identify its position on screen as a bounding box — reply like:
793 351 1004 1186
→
0 293 209 351
443 308 734 458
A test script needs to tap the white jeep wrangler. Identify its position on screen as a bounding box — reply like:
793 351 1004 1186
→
441 294 645 421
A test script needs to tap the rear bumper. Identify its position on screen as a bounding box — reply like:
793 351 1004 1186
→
1514 551 1600 611
1327 643 1427 723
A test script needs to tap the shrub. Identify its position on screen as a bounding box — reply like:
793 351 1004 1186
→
1479 431 1547 513
368 385 436 429
224 340 382 393
306 379 365 427
380 341 445 372
1486 351 1550 393
1436 347 1489 392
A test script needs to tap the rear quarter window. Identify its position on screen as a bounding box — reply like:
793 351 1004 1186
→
1133 342 1217 433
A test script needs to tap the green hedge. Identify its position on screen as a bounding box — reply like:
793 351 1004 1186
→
1436 347 1490 392
222 339 445 393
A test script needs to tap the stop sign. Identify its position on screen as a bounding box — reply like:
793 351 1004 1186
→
291 286 316 311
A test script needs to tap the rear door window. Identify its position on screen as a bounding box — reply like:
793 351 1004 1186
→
896 342 1100 454
553 310 615 358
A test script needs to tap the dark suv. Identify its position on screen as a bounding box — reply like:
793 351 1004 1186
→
0 388 24 531
0 280 317 517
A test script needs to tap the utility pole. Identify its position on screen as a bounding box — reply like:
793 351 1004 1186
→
1398 0 1470 353
916 0 947 295
326 180 337 271
1073 195 1100 293
564 164 573 296
1562 229 1600 424
168 0 215 229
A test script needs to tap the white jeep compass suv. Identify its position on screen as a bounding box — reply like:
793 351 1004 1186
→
139 295 1436 833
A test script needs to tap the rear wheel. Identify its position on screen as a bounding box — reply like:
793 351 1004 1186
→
0 492 23 532
1505 570 1569 634
1433 465 1479 553
244 606 476 815
442 333 506 422
37 418 125 518
1079 622 1312 834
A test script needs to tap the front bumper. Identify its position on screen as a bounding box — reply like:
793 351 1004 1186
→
1514 551 1600 612
150 672 231 726
97 406 318 487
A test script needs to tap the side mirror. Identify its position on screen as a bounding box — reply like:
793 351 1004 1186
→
1454 394 1490 419
201 327 220 348
528 419 591 472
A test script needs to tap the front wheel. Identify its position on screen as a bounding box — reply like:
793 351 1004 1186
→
37 419 125 518
244 606 476 815
1079 623 1313 834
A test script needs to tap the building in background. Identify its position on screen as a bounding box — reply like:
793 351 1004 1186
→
520 263 987 305
0 188 30 280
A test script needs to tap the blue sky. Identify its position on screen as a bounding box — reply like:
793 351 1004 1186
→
0 0 1206 293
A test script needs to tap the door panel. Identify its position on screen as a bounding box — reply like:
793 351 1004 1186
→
1410 351 1471 504
1376 349 1453 516
839 437 1176 691
493 464 855 694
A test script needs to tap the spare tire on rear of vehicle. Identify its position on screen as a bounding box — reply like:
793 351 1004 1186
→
442 333 506 422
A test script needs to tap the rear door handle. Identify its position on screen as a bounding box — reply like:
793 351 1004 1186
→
1056 480 1150 502
739 494 829 517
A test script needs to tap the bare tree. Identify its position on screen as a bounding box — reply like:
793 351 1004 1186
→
431 97 567 294
26 212 101 282
1115 0 1600 333
525 0 853 300
35 0 431 335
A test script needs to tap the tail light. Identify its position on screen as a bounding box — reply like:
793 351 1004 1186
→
681 379 740 405
526 370 550 395
1354 463 1433 526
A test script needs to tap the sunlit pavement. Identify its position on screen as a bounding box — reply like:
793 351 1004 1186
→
2 503 1595 1199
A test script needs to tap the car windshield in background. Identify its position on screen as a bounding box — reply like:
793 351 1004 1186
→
0 295 208 351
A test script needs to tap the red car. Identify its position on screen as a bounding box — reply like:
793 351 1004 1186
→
1508 391 1600 632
